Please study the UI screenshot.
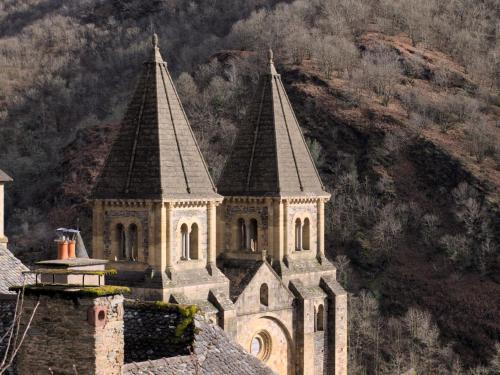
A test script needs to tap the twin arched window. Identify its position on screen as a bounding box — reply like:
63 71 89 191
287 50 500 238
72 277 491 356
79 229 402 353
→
116 223 139 261
237 218 258 251
295 218 310 251
180 223 199 260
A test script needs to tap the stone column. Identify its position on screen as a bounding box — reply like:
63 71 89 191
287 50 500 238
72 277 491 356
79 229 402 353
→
91 200 103 258
186 228 191 260
165 202 173 273
320 277 348 375
207 201 217 268
0 183 6 243
317 199 325 260
283 199 289 260
273 199 284 261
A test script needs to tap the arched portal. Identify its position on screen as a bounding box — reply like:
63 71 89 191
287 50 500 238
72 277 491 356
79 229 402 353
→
241 316 293 375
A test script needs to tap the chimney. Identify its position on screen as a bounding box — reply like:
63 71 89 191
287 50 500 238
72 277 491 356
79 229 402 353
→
0 169 13 244
16 252 126 374
17 290 125 375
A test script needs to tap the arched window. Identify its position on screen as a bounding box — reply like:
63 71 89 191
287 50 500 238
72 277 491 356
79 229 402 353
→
302 218 310 250
128 224 139 261
190 223 199 260
260 283 269 306
249 219 258 252
316 304 324 331
180 224 189 260
116 224 126 260
295 218 302 251
237 218 246 250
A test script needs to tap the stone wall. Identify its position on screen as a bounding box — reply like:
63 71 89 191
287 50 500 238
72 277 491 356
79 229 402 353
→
123 301 196 363
314 331 328 375
17 293 124 375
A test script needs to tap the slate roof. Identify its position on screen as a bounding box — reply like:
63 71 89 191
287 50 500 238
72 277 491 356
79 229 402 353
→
218 51 329 198
123 316 276 375
0 244 33 295
0 169 12 182
219 259 264 301
92 35 220 200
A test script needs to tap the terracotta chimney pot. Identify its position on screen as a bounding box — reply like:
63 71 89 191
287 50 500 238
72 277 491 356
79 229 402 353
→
57 240 69 260
68 240 76 258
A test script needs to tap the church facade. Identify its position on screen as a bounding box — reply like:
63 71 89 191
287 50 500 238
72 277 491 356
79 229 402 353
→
91 36 347 375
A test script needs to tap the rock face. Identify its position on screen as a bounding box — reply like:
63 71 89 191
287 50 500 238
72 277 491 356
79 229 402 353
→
17 294 124 375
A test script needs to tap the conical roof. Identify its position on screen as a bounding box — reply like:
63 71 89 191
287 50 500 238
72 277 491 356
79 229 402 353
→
92 35 220 201
218 51 328 198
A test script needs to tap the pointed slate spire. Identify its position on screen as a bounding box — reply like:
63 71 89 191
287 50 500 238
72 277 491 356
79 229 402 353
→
218 50 328 197
93 35 220 200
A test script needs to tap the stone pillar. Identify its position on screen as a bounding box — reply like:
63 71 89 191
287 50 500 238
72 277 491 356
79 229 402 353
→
273 198 285 261
18 293 125 375
320 277 348 375
207 201 217 268
91 201 104 258
165 202 174 274
283 199 289 260
0 183 6 243
294 298 316 375
208 289 237 339
317 199 325 260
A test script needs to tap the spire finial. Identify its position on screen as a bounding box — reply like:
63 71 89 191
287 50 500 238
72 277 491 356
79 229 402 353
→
150 33 164 63
268 48 278 76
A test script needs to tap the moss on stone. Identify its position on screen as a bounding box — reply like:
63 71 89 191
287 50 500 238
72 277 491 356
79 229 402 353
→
24 268 118 276
9 284 130 298
125 300 199 339
175 304 199 337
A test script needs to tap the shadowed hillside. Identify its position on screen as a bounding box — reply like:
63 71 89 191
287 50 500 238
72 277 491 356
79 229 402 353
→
0 0 499 374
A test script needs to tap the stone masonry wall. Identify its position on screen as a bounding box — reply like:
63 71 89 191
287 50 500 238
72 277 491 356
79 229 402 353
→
17 294 124 375
123 301 196 363
314 331 328 375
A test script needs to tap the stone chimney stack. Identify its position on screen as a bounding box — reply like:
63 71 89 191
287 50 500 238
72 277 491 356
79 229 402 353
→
17 290 125 375
0 169 12 244
15 248 126 374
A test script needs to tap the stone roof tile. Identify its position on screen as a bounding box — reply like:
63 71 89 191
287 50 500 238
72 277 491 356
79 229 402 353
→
123 317 276 375
0 244 33 295
92 35 220 201
218 51 329 198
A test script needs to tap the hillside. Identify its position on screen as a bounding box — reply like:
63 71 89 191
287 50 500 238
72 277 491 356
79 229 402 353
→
0 0 499 374
281 32 499 368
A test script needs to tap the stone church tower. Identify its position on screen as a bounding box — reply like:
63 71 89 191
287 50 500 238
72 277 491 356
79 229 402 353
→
91 35 229 302
216 51 347 375
91 39 347 375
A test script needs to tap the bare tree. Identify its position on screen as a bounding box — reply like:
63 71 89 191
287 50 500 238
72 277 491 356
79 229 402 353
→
0 281 40 374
